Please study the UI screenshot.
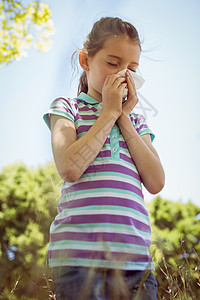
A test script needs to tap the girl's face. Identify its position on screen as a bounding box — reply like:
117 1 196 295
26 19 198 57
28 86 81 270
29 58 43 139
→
86 35 141 102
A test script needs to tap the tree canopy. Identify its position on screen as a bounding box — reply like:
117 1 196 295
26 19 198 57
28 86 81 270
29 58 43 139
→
0 0 55 65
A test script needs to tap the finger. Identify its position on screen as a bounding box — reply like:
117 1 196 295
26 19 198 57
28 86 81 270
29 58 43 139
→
126 73 138 99
118 82 127 93
127 71 137 94
104 74 125 88
126 70 135 84
112 77 126 89
104 74 116 86
126 75 135 95
106 75 126 89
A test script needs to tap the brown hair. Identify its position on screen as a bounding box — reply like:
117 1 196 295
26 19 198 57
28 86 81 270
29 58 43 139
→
73 17 141 95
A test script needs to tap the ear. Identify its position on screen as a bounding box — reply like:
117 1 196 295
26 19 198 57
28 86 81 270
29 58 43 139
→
79 50 89 71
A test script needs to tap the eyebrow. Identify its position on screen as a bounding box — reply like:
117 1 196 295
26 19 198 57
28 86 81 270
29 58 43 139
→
106 55 139 66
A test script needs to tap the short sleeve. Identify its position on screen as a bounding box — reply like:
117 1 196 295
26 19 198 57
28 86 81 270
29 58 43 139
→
130 113 155 142
43 97 76 130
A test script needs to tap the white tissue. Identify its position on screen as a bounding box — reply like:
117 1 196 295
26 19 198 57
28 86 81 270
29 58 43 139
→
117 69 145 98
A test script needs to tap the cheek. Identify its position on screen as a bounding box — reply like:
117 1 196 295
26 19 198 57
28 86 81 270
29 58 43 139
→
89 63 114 91
100 74 108 86
95 71 108 89
98 69 116 91
100 69 114 86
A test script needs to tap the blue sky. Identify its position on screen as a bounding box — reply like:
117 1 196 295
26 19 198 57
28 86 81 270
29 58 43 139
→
0 0 200 206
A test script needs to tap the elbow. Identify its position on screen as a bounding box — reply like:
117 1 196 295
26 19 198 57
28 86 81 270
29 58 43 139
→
146 175 165 195
59 167 80 183
149 181 165 195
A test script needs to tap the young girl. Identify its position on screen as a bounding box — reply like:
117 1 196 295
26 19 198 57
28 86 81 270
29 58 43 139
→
44 17 165 300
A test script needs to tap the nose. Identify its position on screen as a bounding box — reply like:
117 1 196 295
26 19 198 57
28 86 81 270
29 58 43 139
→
117 69 127 77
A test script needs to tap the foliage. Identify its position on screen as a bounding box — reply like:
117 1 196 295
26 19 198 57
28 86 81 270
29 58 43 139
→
148 196 200 299
0 0 55 65
0 161 61 299
0 162 199 299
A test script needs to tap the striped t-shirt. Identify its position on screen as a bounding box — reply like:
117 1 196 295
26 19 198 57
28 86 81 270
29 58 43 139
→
43 92 155 270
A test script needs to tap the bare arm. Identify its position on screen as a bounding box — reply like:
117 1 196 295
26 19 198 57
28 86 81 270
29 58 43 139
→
115 70 165 194
50 74 126 182
117 113 165 194
50 112 117 182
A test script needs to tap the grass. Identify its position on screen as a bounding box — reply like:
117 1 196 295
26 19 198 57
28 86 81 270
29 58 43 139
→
1 245 199 299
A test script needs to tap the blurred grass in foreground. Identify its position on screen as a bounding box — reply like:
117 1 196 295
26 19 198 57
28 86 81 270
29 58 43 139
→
1 243 199 300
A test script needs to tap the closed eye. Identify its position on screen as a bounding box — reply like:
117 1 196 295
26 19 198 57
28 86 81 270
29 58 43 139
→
107 62 118 66
128 68 136 73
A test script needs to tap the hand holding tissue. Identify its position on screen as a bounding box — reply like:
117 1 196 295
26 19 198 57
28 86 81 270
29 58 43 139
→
117 69 145 98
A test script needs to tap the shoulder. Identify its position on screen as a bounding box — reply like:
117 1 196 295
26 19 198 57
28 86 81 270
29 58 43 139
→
51 96 79 109
43 96 80 130
49 96 81 117
129 112 155 142
129 112 147 126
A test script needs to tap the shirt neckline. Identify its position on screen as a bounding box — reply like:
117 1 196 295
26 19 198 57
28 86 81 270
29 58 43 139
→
76 92 100 105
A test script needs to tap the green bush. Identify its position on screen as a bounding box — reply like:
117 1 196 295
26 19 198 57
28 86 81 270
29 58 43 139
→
0 163 199 299
0 162 61 299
